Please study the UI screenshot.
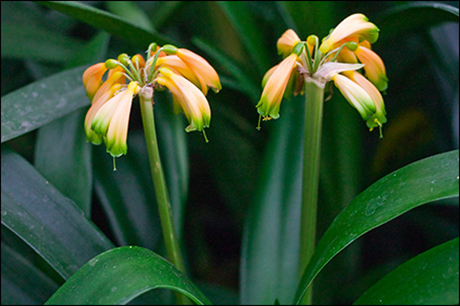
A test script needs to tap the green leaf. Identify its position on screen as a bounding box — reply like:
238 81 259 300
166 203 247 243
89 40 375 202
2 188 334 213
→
106 1 154 32
154 92 189 237
1 146 114 280
36 1 179 48
65 31 110 69
192 37 260 101
45 246 211 305
354 237 459 305
150 1 184 30
1 22 84 63
1 242 59 305
34 108 93 216
1 65 88 143
217 2 270 76
376 2 459 44
240 94 305 305
33 31 110 216
93 132 162 249
294 150 459 304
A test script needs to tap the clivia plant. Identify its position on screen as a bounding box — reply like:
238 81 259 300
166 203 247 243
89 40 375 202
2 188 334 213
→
1 2 458 305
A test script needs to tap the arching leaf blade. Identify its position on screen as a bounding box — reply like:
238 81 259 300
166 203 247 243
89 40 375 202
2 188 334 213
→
1 66 87 143
45 246 211 305
353 237 459 305
1 146 114 280
294 150 459 304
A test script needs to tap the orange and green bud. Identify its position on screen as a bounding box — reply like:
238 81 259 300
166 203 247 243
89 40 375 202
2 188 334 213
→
319 13 379 53
105 59 119 69
162 44 178 55
256 53 298 120
117 53 131 66
157 67 211 133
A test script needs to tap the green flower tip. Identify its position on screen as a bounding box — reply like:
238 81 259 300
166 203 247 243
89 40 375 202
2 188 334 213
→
162 44 178 55
106 141 128 158
105 59 119 69
346 41 358 52
292 42 304 56
117 53 130 66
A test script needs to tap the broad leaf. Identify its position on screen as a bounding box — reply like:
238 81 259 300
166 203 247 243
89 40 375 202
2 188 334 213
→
240 94 305 305
1 242 59 305
1 66 87 143
1 22 83 63
45 246 211 305
354 238 459 305
192 38 260 101
377 2 459 44
34 109 93 216
93 132 162 249
1 146 114 280
294 150 459 304
36 1 178 47
217 2 270 76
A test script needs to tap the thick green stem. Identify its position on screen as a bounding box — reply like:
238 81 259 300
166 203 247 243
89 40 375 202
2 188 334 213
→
299 79 324 305
139 88 189 305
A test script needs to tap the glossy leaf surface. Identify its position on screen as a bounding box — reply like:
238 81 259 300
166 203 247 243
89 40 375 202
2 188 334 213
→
354 237 459 305
294 150 459 304
45 246 211 305
1 146 114 280
1 66 87 143
36 1 178 47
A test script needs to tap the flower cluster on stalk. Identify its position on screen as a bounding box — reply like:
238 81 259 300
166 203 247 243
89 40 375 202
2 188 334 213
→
256 13 388 137
82 43 221 158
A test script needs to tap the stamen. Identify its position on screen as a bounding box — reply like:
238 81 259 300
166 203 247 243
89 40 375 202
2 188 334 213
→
113 157 117 171
263 116 272 121
375 118 383 138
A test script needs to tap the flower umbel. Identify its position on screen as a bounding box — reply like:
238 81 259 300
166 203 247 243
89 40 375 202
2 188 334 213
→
256 13 388 137
82 43 221 161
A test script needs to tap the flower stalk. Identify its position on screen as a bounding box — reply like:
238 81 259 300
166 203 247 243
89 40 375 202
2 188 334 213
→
299 79 324 305
139 87 189 305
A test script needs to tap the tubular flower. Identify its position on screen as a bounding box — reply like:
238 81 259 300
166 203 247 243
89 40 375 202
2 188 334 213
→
343 70 387 136
175 48 222 95
277 29 301 58
155 55 201 90
354 45 388 91
91 82 140 157
82 42 221 161
256 13 388 136
82 63 107 101
84 68 126 145
332 73 376 120
256 53 299 121
319 13 379 53
157 67 211 134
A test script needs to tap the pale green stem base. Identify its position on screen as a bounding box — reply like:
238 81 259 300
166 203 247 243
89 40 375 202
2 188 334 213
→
139 89 190 305
299 79 324 305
